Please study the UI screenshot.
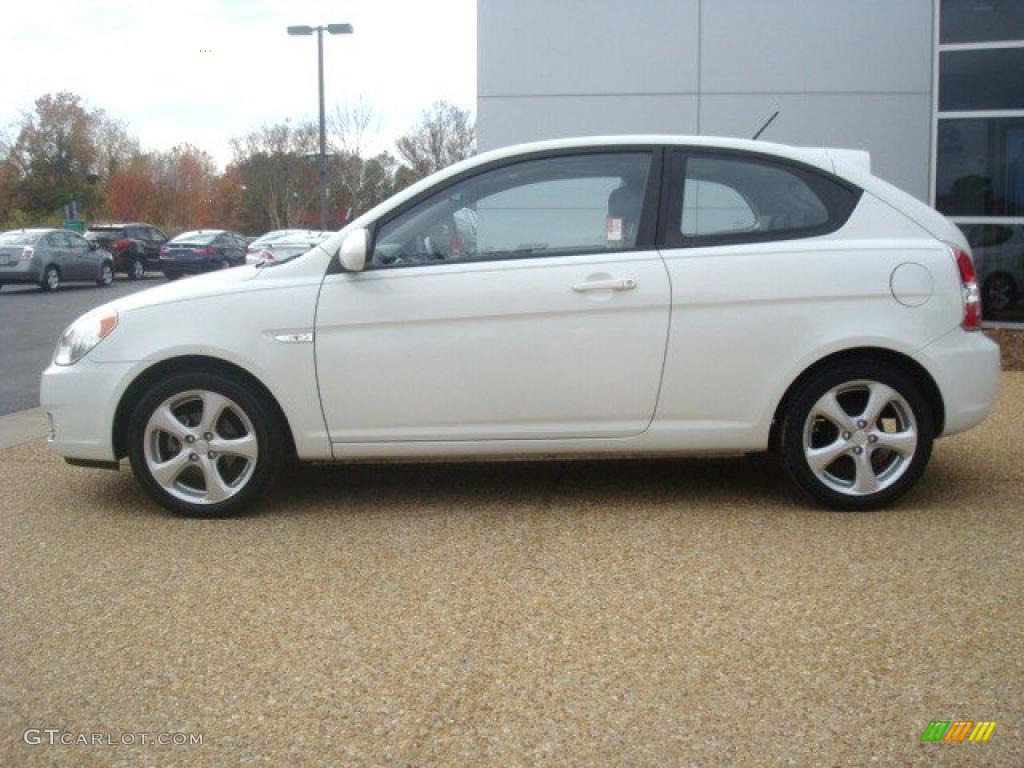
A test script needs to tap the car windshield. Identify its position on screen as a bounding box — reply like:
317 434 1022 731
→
0 230 44 245
170 231 220 244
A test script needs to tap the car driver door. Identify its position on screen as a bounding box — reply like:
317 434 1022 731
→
314 148 672 448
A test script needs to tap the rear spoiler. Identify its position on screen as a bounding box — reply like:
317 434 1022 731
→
825 148 871 174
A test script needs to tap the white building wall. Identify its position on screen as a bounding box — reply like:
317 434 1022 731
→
478 0 935 200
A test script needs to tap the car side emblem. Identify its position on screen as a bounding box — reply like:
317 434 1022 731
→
273 332 314 344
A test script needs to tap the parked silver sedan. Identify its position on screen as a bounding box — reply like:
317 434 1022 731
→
245 230 333 264
0 229 115 292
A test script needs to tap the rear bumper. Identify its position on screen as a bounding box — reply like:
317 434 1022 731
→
914 328 1001 436
0 262 43 283
159 258 215 274
40 359 139 461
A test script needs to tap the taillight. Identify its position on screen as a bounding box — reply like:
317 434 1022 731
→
112 238 132 250
258 250 275 262
159 246 169 256
196 246 215 256
21 246 34 260
950 244 981 330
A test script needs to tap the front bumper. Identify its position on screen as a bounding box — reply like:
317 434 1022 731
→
914 328 1001 436
40 359 139 461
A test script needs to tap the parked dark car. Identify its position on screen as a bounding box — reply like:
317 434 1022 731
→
84 222 167 280
159 230 248 279
0 228 114 291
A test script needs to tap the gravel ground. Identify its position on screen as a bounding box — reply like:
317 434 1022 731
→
986 328 1024 371
2 376 1021 767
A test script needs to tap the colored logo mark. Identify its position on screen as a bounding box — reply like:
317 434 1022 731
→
920 720 996 742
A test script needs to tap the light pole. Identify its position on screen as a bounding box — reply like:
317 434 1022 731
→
287 23 354 230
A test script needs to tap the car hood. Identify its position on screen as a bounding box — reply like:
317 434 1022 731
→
96 265 264 315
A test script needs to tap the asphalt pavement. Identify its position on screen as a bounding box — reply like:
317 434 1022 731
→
0 277 162 415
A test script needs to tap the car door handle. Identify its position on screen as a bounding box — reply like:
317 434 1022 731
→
572 277 638 292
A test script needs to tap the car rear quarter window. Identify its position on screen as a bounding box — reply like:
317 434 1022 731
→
664 150 861 247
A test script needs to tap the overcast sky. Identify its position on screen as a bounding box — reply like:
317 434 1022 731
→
0 0 476 168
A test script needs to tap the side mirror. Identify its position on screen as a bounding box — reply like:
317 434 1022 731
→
339 228 369 272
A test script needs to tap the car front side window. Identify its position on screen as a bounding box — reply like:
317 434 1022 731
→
370 152 653 268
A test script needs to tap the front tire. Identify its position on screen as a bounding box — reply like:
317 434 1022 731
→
127 371 284 517
779 361 935 511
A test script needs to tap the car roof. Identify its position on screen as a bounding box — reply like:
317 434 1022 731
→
469 135 840 174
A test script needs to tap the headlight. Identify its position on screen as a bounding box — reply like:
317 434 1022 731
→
53 310 119 366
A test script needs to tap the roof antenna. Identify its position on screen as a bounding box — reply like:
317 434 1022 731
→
752 111 779 140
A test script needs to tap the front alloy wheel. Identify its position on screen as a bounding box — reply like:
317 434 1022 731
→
128 372 284 516
780 362 934 510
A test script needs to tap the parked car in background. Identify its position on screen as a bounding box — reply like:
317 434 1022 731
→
246 230 332 264
84 223 167 280
959 222 1024 316
159 230 248 279
41 136 1000 517
0 228 114 291
245 229 312 260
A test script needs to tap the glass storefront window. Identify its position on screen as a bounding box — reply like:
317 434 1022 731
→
936 118 1024 217
940 0 1024 44
939 48 1024 111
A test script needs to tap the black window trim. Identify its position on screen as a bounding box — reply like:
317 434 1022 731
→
328 145 665 274
658 147 863 249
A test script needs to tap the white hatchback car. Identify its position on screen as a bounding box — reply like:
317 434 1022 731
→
41 136 1000 516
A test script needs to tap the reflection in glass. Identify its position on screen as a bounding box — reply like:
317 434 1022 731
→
940 0 1024 44
939 49 1024 112
937 118 1024 216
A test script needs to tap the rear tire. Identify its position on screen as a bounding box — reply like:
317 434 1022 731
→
126 370 284 517
40 265 60 292
779 361 934 511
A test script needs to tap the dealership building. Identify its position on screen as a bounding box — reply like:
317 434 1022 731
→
477 0 1024 323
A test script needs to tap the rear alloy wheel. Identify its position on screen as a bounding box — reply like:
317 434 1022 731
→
129 257 145 281
780 362 934 510
40 265 60 292
127 371 284 517
97 262 114 287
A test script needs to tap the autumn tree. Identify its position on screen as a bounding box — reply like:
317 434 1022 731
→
105 154 161 223
150 144 220 232
395 100 475 182
7 92 110 217
230 120 319 231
